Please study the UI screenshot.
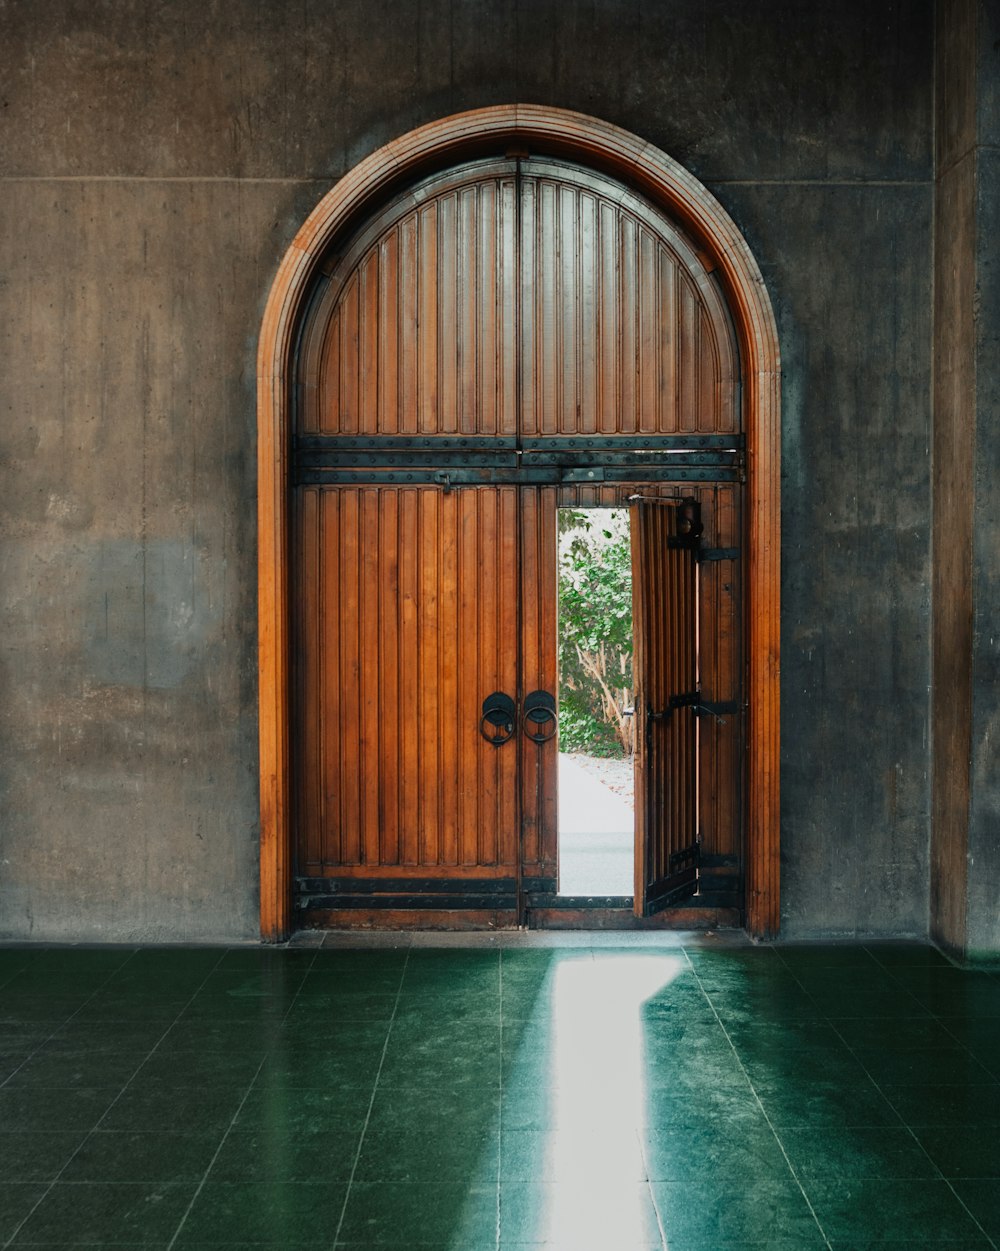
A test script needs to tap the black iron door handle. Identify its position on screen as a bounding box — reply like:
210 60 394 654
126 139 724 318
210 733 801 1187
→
522 689 557 743
480 692 517 746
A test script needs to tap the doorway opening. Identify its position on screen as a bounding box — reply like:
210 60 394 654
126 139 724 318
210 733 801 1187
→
556 506 635 898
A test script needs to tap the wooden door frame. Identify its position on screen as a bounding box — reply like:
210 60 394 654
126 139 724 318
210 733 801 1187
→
257 104 781 941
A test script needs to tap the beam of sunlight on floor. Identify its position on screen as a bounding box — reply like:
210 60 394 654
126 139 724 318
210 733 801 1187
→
480 952 686 1249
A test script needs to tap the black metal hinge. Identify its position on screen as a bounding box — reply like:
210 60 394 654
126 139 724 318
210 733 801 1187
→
699 546 740 563
650 693 741 723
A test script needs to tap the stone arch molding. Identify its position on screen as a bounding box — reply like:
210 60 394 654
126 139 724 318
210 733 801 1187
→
257 105 780 940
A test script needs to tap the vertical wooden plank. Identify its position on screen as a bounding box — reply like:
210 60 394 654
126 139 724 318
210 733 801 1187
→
540 180 558 436
638 228 658 434
559 183 577 434
478 488 499 866
359 489 381 865
417 488 441 866
338 488 362 866
378 489 400 865
318 307 341 435
678 278 699 435
378 229 399 435
417 202 439 434
579 191 598 435
478 181 498 437
359 252 380 435
498 485 520 869
499 176 518 437
657 249 677 435
457 490 480 865
398 488 420 867
599 200 619 433
698 306 719 435
619 216 637 434
458 186 478 434
318 489 341 867
399 215 419 435
516 175 535 437
339 274 360 435
438 490 459 865
438 192 458 435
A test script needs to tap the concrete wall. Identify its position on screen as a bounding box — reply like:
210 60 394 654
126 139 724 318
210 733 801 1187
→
0 0 935 941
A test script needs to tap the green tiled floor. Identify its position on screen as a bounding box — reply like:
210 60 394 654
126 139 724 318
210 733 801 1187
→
0 937 999 1248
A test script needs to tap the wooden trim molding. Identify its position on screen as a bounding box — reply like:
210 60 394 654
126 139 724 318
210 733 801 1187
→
257 105 781 941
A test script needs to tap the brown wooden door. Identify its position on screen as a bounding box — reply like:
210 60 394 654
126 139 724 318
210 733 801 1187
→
631 499 700 916
290 155 742 923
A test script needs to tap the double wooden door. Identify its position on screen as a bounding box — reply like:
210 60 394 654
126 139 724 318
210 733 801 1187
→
290 154 743 924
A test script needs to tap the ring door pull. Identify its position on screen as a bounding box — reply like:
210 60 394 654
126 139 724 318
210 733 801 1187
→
480 692 517 746
522 689 557 744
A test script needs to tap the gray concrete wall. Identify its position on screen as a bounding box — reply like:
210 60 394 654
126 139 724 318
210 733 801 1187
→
0 0 935 941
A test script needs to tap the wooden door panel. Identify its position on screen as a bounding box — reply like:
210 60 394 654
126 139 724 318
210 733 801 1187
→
297 165 519 438
290 156 745 924
295 485 520 879
697 485 743 867
632 499 700 916
519 160 738 438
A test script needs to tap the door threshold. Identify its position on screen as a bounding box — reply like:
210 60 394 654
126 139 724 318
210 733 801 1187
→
527 904 742 930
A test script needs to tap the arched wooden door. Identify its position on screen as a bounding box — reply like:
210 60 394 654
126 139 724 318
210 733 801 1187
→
288 154 744 927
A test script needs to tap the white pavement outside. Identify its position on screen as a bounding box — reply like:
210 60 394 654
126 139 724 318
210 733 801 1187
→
557 754 634 896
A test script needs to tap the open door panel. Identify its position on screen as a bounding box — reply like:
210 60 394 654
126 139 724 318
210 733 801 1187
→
631 497 701 916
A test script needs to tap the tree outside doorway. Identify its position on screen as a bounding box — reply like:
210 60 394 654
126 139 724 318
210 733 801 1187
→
557 507 635 895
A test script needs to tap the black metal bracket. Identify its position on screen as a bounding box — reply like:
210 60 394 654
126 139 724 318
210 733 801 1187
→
292 436 744 486
295 464 739 486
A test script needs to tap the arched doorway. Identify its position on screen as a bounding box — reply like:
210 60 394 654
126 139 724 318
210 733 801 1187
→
258 106 780 941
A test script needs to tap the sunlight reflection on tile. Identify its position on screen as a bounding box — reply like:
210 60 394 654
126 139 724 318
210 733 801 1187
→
490 952 687 1246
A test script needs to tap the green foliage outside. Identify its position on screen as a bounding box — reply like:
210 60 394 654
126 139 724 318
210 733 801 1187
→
557 508 634 758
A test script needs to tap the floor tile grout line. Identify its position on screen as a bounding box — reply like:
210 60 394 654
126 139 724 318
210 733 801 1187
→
159 942 324 1251
778 954 999 1251
0 946 141 1094
642 945 707 1249
0 945 228 1251
330 944 412 1251
642 947 719 1250
839 988 1000 1251
683 956 835 1251
776 951 917 1132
